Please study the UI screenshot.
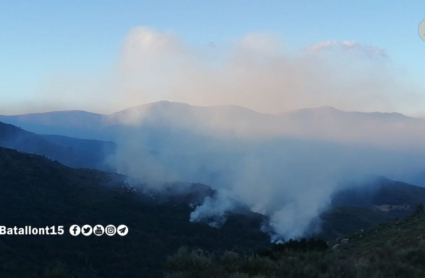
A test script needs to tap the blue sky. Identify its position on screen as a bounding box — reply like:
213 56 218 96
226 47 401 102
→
0 0 424 114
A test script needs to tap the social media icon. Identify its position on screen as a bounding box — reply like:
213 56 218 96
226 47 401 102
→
81 225 93 236
105 225 116 236
93 225 104 236
117 225 128 236
69 225 81 236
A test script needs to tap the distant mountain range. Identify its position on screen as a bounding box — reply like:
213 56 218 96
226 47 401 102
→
2 101 424 145
2 101 424 185
0 121 116 171
0 110 107 140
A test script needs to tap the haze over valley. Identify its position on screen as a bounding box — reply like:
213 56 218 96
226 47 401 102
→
2 101 425 241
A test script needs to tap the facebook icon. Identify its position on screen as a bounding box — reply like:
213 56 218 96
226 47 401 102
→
69 225 81 236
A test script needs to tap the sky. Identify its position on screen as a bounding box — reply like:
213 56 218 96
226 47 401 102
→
0 0 425 115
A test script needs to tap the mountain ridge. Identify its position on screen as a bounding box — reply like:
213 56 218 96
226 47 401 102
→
0 121 115 170
1 101 420 121
1 101 423 142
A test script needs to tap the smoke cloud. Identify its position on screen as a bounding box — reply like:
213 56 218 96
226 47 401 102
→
112 27 422 115
106 100 425 241
4 26 422 116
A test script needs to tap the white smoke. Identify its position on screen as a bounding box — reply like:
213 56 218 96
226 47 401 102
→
105 101 425 241
7 26 423 116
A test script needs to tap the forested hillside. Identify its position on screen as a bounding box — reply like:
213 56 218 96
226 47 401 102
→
0 147 269 278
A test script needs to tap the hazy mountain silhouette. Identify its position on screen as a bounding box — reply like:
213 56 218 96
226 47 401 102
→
1 102 423 143
0 121 115 170
0 110 105 139
2 101 425 186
